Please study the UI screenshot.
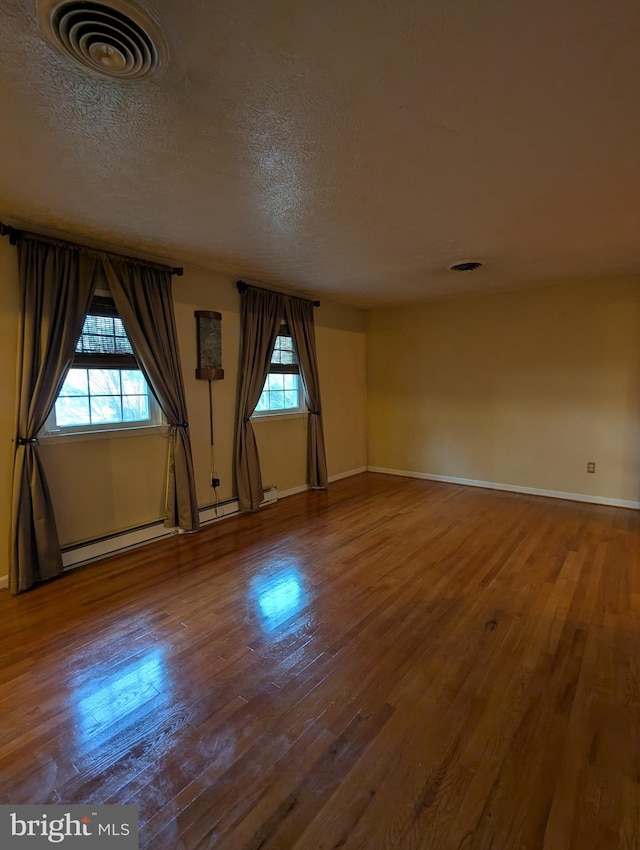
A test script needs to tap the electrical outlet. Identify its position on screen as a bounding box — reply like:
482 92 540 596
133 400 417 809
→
587 461 596 474
211 476 220 488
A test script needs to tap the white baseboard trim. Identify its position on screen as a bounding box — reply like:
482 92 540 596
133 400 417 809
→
367 466 640 510
272 468 368 500
278 466 367 499
0 519 179 589
328 466 368 483
278 484 311 499
0 469 373 589
60 484 286 573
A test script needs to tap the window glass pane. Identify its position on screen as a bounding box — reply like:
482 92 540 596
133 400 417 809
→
122 395 150 422
255 393 269 412
271 334 296 366
113 318 134 354
268 373 284 391
255 374 300 415
76 316 113 354
113 318 128 337
77 314 134 356
49 314 157 432
89 369 121 396
55 396 90 426
90 396 122 424
121 371 146 394
272 350 295 365
269 391 285 409
59 369 89 397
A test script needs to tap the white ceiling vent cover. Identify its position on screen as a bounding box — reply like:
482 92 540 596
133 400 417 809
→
38 0 167 80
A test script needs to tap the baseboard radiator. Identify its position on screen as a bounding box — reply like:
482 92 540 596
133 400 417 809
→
260 485 279 506
0 470 367 589
60 485 280 572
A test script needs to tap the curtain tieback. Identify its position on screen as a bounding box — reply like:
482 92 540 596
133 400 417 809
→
17 437 37 445
243 416 251 423
310 410 322 416
171 422 189 429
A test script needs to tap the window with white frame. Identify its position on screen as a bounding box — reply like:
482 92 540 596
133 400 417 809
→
253 325 304 416
43 293 162 434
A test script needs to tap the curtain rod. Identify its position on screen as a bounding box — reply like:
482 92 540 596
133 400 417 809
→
0 222 183 277
236 280 320 307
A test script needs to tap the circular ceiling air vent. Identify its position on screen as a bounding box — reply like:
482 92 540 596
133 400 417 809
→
448 261 483 272
38 0 167 80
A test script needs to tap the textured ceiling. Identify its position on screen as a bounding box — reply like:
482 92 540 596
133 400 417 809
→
1 0 640 306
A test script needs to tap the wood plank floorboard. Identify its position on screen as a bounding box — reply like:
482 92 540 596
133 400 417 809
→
1 472 640 848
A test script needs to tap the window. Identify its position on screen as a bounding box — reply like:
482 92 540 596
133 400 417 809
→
253 326 304 416
43 293 161 434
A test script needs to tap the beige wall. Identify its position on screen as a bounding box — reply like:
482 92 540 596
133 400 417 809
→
251 298 370 492
175 269 368 501
0 238 367 559
3 224 638 575
368 278 640 503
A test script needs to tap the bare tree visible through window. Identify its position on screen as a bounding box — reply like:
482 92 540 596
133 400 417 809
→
55 368 151 426
254 331 303 415
44 296 160 433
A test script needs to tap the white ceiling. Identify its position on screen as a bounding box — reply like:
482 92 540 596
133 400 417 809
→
1 0 640 306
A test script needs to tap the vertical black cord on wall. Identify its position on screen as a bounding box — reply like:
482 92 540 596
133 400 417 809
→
208 380 223 516
208 379 214 448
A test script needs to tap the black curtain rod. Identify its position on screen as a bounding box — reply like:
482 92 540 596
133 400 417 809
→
0 222 183 277
0 223 18 245
236 279 320 307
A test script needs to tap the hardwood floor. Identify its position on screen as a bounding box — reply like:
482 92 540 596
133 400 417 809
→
1 472 639 849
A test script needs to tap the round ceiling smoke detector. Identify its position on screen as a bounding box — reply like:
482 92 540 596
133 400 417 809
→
38 0 167 80
448 261 483 272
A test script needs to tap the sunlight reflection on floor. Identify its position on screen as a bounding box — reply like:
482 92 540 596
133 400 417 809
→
73 649 169 744
250 563 311 632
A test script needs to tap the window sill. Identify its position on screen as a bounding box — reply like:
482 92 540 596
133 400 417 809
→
38 424 169 445
251 411 307 422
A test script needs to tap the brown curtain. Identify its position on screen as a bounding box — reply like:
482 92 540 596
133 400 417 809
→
284 296 328 489
235 286 284 510
11 239 99 593
103 260 199 531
